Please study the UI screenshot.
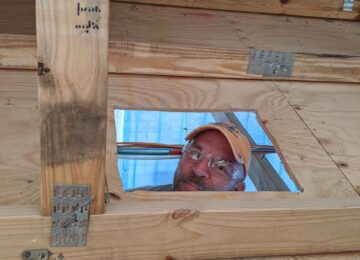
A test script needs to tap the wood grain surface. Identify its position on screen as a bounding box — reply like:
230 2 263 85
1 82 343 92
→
2 1 360 54
1 198 360 259
1 1 360 83
2 35 360 83
276 81 360 195
113 0 360 20
36 0 109 215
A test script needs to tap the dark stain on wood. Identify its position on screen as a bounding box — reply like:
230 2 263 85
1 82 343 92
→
38 62 50 75
40 102 106 166
304 53 355 59
280 0 289 4
38 68 56 95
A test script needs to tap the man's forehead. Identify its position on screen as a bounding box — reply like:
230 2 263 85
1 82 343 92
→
192 130 235 161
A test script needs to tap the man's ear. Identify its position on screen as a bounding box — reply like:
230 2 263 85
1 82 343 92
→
234 182 246 191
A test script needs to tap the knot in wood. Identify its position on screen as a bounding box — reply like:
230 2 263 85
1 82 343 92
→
171 209 192 220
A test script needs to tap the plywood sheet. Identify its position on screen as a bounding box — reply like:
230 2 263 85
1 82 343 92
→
276 81 360 194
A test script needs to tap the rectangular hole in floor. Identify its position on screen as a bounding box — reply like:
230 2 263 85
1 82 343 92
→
115 109 299 192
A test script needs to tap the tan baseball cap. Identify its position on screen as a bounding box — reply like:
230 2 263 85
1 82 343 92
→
185 122 252 175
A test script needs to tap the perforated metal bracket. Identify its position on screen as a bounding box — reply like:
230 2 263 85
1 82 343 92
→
51 184 91 247
343 0 354 11
247 49 295 77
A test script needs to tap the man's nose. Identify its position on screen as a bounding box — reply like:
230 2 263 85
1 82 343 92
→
193 157 210 179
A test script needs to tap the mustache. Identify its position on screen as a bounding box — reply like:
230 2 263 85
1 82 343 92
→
177 171 212 191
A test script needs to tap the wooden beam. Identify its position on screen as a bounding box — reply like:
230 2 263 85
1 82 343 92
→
36 0 110 215
113 0 360 20
1 2 360 83
2 34 360 83
212 112 289 191
1 198 360 259
2 2 360 55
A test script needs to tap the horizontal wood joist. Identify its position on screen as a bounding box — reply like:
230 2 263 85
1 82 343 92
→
1 2 360 83
1 197 360 259
113 0 360 20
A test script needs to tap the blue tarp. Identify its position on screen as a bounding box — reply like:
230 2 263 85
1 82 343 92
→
115 110 298 192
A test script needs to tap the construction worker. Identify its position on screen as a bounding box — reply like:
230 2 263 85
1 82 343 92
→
127 122 251 191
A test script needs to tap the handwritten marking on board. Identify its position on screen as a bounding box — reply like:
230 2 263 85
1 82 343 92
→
75 2 101 34
77 2 101 16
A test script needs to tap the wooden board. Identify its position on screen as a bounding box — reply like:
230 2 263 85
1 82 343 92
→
0 70 40 205
1 2 360 83
36 0 109 215
113 0 360 20
2 2 360 54
3 35 360 83
276 81 360 195
248 252 360 260
1 198 360 259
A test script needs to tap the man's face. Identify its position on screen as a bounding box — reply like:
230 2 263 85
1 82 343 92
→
173 130 245 191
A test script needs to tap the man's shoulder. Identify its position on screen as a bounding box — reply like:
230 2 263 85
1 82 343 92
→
126 184 174 192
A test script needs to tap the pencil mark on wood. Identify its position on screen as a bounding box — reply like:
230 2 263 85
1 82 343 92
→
75 2 101 34
77 2 101 15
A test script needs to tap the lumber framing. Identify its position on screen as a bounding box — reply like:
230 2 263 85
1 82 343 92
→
1 198 360 259
211 112 289 191
1 0 360 258
36 0 110 215
1 69 359 204
113 0 360 20
1 2 360 83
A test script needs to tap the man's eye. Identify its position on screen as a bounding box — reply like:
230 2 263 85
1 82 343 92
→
217 165 224 170
190 151 201 160
213 161 233 177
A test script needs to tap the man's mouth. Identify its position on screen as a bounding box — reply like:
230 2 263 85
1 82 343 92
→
180 181 204 191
